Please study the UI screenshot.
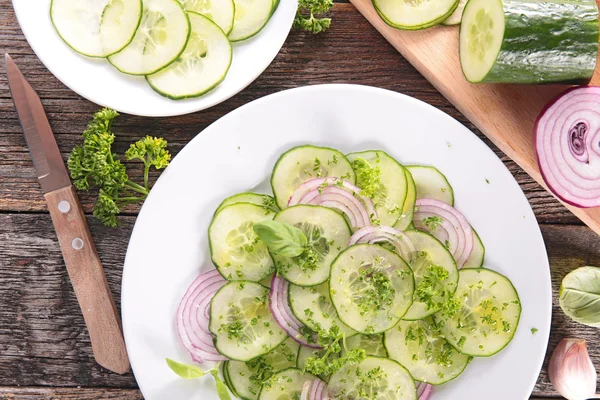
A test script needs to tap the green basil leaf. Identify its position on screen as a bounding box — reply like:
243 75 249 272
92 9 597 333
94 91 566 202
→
211 369 232 400
253 220 307 257
559 266 600 327
166 358 206 379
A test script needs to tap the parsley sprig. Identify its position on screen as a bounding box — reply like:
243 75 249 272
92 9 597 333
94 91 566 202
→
166 358 231 400
294 0 334 34
303 325 366 377
67 108 171 227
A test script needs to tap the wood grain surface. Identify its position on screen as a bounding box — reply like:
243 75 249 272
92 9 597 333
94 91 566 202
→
1 0 598 398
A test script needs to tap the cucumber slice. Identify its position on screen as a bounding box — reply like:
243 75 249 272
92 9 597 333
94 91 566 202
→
406 166 454 205
385 318 471 384
216 193 279 214
108 0 190 75
462 229 485 269
347 150 408 227
178 0 235 34
50 0 143 58
222 362 240 398
273 205 351 286
209 203 275 282
210 281 287 361
373 0 459 30
271 145 356 210
146 12 232 99
329 244 415 334
434 269 521 357
225 338 299 400
296 346 339 382
402 230 458 321
460 0 599 84
442 0 467 25
394 168 417 231
328 356 417 400
288 282 355 336
258 368 318 400
229 0 273 42
345 333 388 357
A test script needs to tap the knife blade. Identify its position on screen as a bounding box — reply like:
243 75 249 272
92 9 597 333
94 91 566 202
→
5 54 130 374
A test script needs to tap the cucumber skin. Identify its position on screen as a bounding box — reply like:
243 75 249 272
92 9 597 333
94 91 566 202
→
471 0 599 84
373 0 459 31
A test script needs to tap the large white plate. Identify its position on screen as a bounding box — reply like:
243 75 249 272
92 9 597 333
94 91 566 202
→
122 84 552 399
12 0 297 117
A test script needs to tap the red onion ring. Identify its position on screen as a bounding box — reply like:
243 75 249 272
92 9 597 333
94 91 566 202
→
313 379 327 400
413 199 473 267
269 276 321 348
288 177 377 229
349 226 416 262
535 87 600 207
177 270 228 363
417 382 433 400
301 380 312 400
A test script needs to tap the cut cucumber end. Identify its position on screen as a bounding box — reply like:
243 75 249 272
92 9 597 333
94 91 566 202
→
373 0 459 30
229 0 273 42
147 11 232 100
459 0 505 83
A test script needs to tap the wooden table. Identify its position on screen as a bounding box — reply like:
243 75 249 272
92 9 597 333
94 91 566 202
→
1 1 599 399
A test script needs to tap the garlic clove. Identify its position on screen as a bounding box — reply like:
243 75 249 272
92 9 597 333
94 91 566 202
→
548 338 598 400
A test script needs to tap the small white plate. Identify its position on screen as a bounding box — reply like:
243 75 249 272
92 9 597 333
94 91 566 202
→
122 84 552 400
12 1 297 117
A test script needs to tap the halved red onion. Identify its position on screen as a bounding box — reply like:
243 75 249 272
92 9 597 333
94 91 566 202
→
288 177 377 230
413 199 473 267
535 87 600 208
416 382 433 400
177 270 228 363
269 276 321 348
349 226 416 262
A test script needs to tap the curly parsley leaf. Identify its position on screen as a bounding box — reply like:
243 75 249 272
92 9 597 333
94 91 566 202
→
68 108 171 227
294 0 333 34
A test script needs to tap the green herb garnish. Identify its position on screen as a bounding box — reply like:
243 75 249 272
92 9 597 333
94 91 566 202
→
253 220 307 257
166 359 231 400
353 157 381 199
303 325 366 377
294 0 333 34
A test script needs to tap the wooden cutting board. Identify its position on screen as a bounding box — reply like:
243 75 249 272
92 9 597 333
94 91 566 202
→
349 0 600 235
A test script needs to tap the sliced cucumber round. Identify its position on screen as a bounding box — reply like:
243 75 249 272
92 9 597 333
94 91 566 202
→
406 166 454 205
330 244 415 334
271 145 356 210
108 0 190 75
462 229 485 269
373 0 459 30
347 150 408 227
222 361 239 398
296 346 338 382
178 0 235 34
273 205 351 286
229 0 274 42
328 356 417 400
434 268 521 357
288 282 355 336
385 318 471 385
394 168 417 231
345 333 388 357
402 230 458 321
442 0 467 25
216 192 279 215
225 338 299 400
258 368 318 400
210 281 287 361
209 203 275 282
51 0 143 58
146 11 232 99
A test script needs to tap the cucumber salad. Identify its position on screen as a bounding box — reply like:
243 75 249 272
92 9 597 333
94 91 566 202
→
171 145 522 399
50 0 279 99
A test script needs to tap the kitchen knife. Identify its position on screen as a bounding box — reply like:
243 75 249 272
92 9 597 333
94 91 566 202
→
4 54 130 374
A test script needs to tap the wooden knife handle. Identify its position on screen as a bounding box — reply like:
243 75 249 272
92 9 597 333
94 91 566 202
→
45 185 130 374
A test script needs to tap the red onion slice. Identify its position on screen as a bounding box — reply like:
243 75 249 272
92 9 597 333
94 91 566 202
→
301 380 312 400
288 177 377 229
417 382 433 400
535 87 600 207
176 270 228 363
349 226 416 262
413 199 473 267
269 276 321 348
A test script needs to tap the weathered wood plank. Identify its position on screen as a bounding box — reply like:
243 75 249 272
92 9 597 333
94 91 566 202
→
0 2 578 224
0 213 598 395
0 387 143 399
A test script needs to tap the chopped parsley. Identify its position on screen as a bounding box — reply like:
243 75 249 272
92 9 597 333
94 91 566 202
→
303 325 366 377
415 264 450 311
354 260 396 316
422 215 444 231
531 327 538 335
353 156 381 199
